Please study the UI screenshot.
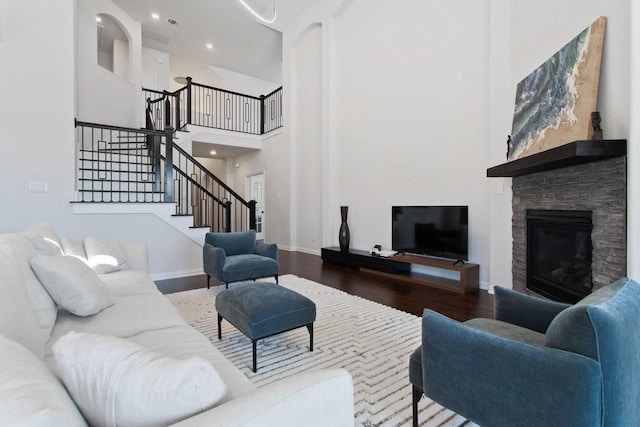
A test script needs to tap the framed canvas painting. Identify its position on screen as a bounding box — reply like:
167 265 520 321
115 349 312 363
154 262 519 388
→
508 17 607 161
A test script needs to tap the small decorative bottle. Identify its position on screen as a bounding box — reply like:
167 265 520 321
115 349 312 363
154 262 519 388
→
338 206 350 252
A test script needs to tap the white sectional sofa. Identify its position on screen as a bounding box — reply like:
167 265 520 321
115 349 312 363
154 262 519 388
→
0 224 354 426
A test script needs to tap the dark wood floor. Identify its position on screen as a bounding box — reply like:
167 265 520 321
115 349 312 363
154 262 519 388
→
155 250 494 322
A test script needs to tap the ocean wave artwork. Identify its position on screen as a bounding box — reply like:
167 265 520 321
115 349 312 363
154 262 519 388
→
508 17 606 161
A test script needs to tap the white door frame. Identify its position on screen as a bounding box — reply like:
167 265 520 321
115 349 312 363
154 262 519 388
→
246 172 265 240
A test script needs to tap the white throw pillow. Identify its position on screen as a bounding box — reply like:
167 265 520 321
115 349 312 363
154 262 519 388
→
30 255 114 316
26 223 64 255
61 238 89 264
53 332 229 427
0 334 86 426
25 231 64 256
84 237 127 274
0 233 58 344
0 245 45 358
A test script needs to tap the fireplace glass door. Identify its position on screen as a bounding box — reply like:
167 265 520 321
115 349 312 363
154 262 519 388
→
526 210 593 303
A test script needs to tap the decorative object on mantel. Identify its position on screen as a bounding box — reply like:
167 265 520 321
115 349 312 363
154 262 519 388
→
507 17 607 161
338 206 350 252
591 111 603 140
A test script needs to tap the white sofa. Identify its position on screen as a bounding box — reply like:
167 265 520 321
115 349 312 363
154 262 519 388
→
0 224 354 426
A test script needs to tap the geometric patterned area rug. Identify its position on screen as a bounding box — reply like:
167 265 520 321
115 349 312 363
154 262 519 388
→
167 274 476 427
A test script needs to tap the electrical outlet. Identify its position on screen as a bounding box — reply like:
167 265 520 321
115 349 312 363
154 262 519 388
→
28 181 48 193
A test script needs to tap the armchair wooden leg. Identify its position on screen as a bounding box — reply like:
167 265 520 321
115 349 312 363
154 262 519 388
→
207 275 210 289
275 275 279 284
225 282 229 289
252 340 258 372
412 385 423 427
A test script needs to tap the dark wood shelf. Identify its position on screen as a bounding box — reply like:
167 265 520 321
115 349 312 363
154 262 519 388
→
486 139 626 178
321 247 479 294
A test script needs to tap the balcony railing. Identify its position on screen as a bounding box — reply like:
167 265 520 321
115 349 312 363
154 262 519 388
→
143 77 283 135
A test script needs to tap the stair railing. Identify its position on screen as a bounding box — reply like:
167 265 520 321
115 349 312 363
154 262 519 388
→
143 77 283 136
75 117 256 233
144 105 257 232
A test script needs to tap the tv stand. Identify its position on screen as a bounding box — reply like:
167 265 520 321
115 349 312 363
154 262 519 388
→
321 247 479 294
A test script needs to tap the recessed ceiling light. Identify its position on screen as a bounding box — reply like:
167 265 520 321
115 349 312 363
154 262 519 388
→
206 43 214 50
210 150 217 156
96 16 102 23
151 12 160 20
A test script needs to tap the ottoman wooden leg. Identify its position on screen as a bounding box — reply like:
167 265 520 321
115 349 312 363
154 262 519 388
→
252 340 258 373
307 323 314 351
217 314 223 340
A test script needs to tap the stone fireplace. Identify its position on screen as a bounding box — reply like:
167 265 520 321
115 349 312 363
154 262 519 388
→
512 156 627 301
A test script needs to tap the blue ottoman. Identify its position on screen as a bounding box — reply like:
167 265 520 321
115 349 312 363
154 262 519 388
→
216 281 316 372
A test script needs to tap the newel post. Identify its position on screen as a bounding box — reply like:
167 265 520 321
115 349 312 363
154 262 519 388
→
224 200 232 232
248 200 257 231
164 127 174 202
163 92 171 128
186 77 192 125
174 95 181 129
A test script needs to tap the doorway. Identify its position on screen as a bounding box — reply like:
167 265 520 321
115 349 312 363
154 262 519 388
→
247 173 265 239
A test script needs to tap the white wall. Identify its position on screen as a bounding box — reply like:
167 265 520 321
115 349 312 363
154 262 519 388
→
1 0 634 283
280 0 493 283
487 0 632 288
278 0 632 289
76 0 141 127
292 24 323 253
0 0 205 279
0 0 76 236
141 46 170 91
169 63 280 97
227 131 291 248
112 38 129 80
487 0 514 290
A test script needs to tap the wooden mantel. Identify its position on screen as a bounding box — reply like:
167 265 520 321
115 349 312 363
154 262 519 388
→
486 139 627 178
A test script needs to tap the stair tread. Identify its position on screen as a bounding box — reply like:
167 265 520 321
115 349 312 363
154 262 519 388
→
79 168 153 172
79 149 151 154
78 159 153 166
77 189 162 193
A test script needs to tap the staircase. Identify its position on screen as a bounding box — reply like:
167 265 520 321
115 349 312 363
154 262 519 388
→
73 78 281 245
73 120 256 245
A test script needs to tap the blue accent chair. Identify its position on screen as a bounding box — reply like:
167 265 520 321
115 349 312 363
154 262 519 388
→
409 277 640 427
203 230 279 289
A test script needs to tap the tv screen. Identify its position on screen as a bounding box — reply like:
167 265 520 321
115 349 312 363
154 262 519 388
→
392 206 469 261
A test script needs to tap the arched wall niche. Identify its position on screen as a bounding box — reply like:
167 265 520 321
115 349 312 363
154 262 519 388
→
96 13 131 81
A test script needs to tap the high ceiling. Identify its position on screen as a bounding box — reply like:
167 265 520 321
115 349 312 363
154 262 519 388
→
112 0 315 84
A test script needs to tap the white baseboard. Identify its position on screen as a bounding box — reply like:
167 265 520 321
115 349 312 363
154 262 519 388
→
151 268 203 281
479 280 492 292
295 247 321 256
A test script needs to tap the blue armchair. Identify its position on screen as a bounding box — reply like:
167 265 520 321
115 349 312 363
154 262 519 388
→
203 230 279 289
410 277 640 427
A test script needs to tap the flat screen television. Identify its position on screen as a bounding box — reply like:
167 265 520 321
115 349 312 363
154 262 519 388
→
392 206 469 261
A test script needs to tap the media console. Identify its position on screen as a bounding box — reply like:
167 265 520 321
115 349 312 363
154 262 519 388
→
321 247 479 294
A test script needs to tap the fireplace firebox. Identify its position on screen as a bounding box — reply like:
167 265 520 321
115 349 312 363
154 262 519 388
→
526 209 593 303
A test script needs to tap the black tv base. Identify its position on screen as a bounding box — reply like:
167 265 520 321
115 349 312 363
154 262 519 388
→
321 247 480 294
320 247 410 274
